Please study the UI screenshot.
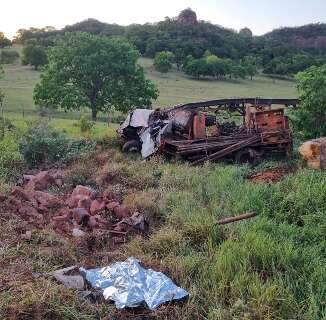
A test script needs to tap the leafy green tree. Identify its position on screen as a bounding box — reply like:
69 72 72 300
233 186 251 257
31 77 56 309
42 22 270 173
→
206 54 228 78
174 48 186 70
184 58 208 79
293 65 326 138
243 56 259 80
154 51 173 73
230 63 248 79
0 32 11 48
22 44 48 70
34 33 158 121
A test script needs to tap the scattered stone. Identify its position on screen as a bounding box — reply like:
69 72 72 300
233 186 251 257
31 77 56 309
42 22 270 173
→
21 230 32 240
26 171 56 191
34 191 61 208
11 186 37 207
72 228 86 237
106 201 120 211
71 185 97 199
73 208 90 225
90 199 106 215
113 205 130 219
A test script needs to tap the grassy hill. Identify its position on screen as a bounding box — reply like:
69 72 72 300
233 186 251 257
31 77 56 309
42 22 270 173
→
0 51 297 122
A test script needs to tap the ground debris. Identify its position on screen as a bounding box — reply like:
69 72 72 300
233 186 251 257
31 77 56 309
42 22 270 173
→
249 167 289 183
5 170 148 243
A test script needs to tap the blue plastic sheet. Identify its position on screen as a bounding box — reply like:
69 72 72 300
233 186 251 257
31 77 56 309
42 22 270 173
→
80 257 188 310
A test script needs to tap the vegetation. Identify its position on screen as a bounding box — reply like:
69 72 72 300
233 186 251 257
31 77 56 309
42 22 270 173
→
0 50 20 64
0 134 325 318
0 32 11 48
293 65 326 138
11 10 326 78
34 33 158 120
22 43 48 70
19 121 96 167
154 51 174 73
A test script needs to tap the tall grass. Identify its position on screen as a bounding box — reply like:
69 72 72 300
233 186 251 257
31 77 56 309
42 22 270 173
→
127 163 326 319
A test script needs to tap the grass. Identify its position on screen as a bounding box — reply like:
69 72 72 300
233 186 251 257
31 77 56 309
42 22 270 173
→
0 134 325 319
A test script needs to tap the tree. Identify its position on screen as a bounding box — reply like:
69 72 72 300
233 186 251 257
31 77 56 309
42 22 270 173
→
184 58 208 79
0 64 4 115
293 65 326 138
22 44 48 70
154 51 173 73
0 32 11 48
243 56 259 80
34 33 158 121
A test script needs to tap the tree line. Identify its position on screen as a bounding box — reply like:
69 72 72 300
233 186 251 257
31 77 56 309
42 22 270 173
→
10 9 326 77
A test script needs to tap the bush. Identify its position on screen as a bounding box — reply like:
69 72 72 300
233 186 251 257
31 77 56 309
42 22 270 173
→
76 115 94 133
0 135 25 181
19 121 96 167
0 50 19 64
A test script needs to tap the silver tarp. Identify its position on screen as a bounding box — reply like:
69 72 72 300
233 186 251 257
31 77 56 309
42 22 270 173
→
80 257 188 310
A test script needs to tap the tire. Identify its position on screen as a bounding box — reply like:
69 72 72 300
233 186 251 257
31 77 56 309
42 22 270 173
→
235 148 260 165
122 140 141 153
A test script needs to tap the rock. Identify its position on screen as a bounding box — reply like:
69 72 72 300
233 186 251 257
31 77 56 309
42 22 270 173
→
113 205 130 219
71 185 97 199
90 199 106 215
77 198 92 211
52 266 85 290
55 179 64 187
21 230 32 240
72 228 86 237
11 186 37 207
106 201 120 211
26 171 56 191
72 208 90 225
34 191 62 208
88 216 98 229
299 138 326 170
102 190 116 201
66 195 90 209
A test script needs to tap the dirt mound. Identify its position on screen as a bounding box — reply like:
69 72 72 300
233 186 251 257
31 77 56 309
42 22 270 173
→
249 167 289 183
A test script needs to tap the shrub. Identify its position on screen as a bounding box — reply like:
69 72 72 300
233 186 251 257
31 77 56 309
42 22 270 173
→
0 135 25 181
0 50 19 64
19 121 96 167
76 115 94 133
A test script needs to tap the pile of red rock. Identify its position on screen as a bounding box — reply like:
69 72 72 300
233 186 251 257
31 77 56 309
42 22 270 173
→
2 170 147 238
249 167 288 183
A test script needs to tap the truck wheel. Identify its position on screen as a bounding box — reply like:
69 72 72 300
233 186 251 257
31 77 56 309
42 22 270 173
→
122 140 141 153
235 148 260 165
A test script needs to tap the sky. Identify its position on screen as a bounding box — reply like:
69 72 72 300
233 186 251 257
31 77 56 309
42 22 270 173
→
1 0 326 39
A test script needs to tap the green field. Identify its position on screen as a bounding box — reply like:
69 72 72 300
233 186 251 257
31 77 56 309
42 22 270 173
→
0 48 297 122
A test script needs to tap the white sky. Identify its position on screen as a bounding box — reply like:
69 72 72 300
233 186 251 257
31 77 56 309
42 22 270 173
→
1 0 326 39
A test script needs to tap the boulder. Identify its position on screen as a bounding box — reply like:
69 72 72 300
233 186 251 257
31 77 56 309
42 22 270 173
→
299 138 326 170
106 201 120 211
26 171 56 191
113 205 130 219
90 199 106 215
72 207 90 225
11 186 37 207
71 185 97 199
34 191 62 208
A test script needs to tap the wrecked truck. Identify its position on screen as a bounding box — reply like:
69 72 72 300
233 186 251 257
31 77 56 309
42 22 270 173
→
117 98 299 164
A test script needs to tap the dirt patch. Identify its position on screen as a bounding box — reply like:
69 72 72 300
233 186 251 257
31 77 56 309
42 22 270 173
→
249 167 290 183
